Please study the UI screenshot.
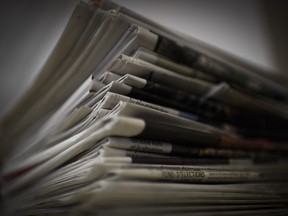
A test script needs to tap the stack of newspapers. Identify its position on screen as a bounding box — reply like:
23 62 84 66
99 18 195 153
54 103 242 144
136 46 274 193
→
1 1 288 215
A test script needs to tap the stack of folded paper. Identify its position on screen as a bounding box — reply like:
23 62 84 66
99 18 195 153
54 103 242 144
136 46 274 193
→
1 1 288 215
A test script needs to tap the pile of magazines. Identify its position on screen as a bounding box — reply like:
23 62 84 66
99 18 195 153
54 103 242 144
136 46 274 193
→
1 1 288 215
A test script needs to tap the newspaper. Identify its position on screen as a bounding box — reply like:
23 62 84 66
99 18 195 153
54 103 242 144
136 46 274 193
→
3 76 100 169
132 47 217 82
2 1 288 215
1 9 159 160
3 116 146 193
109 54 213 95
102 137 279 159
98 71 121 85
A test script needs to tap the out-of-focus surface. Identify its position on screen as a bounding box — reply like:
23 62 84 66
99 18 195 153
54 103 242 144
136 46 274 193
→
0 0 287 119
0 0 78 120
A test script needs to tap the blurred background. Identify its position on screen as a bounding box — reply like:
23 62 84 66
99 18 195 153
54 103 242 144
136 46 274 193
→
0 0 287 120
